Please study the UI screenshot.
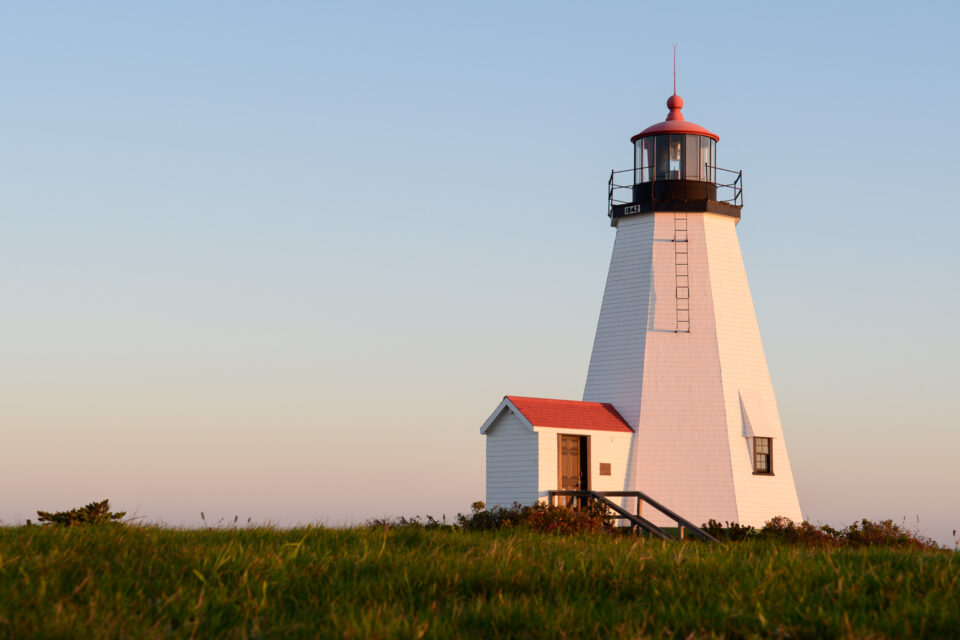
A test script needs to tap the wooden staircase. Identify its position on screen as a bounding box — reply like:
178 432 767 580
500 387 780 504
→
547 490 719 543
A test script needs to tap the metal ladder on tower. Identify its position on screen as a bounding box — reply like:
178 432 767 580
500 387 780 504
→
674 213 690 332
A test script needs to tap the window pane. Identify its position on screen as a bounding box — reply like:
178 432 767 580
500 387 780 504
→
684 135 699 180
655 135 669 180
668 134 682 179
642 137 654 182
709 138 717 182
700 137 710 183
635 141 641 184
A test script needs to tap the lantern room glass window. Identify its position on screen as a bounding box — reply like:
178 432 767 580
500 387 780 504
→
641 137 653 182
634 135 716 183
655 135 670 181
668 135 682 179
685 135 700 180
700 137 715 183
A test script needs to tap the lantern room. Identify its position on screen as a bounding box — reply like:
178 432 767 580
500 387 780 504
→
608 93 742 223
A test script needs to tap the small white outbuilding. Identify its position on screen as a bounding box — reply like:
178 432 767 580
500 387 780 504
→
480 396 633 508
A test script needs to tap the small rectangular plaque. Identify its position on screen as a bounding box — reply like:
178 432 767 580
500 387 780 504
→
599 463 611 476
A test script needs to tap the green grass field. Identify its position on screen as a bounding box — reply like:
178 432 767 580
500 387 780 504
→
0 524 957 638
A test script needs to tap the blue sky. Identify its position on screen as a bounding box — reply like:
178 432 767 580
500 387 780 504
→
2 1 958 544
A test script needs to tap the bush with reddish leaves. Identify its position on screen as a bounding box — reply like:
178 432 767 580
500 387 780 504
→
523 501 611 535
455 500 612 535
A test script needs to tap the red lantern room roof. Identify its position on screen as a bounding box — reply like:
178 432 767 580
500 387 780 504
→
630 94 719 143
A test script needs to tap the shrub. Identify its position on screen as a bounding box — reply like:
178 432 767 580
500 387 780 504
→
839 518 938 550
705 516 940 550
35 500 126 527
455 501 529 531
760 516 837 548
523 501 611 535
703 519 756 542
365 514 453 530
455 500 612 535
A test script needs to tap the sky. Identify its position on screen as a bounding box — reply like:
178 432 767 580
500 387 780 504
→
2 1 958 544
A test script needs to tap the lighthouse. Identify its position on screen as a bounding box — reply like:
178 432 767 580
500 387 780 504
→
582 93 803 527
480 91 802 529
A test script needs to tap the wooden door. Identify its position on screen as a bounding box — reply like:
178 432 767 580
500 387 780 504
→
559 435 582 491
558 435 588 507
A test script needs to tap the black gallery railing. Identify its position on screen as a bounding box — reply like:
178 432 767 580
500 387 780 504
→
608 165 743 216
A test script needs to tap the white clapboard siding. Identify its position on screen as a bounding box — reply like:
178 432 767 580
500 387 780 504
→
484 409 539 508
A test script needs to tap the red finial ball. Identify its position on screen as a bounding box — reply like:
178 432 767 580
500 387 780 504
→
665 94 685 121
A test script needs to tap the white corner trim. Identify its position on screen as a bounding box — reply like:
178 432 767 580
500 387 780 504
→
479 397 535 434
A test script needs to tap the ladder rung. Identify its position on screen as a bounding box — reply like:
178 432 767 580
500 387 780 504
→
675 211 690 333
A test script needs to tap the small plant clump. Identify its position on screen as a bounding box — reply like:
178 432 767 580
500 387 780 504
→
34 499 126 527
703 515 939 549
365 514 454 530
455 501 529 531
703 519 757 542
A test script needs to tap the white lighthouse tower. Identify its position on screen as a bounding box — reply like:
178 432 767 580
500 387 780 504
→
480 90 802 529
582 93 803 527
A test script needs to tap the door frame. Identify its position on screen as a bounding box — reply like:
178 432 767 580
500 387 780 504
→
556 434 591 492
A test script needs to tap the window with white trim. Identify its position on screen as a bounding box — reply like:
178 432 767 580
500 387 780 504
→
753 437 773 475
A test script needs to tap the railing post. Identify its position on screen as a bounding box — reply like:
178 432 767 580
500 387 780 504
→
608 171 613 217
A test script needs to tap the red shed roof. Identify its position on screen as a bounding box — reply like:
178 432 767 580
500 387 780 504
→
630 94 719 143
504 396 633 433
